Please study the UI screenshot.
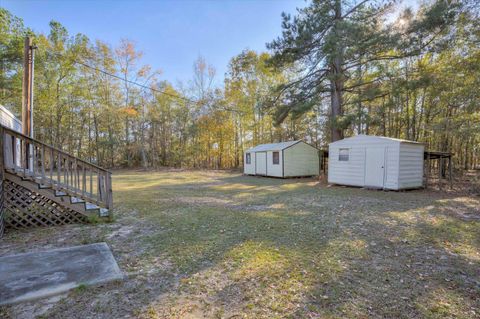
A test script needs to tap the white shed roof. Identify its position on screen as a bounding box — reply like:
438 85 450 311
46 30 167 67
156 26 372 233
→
247 140 301 152
330 135 422 145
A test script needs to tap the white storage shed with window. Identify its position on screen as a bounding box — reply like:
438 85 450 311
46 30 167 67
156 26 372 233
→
328 135 424 190
244 140 320 178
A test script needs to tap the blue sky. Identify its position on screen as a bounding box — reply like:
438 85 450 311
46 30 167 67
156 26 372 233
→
3 0 305 86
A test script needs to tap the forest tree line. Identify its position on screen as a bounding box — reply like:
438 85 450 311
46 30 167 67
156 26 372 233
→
0 1 479 171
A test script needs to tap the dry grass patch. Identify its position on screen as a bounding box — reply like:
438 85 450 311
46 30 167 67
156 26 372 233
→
0 169 478 318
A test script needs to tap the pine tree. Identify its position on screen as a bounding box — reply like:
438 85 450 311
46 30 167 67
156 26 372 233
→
267 0 457 141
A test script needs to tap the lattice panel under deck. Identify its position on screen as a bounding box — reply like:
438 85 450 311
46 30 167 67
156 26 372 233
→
0 178 5 237
4 179 87 229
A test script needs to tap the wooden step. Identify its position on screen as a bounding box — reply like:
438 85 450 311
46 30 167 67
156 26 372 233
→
1 125 112 225
4 172 109 218
7 168 103 208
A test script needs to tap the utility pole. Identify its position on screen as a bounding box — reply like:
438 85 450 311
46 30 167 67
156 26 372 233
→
22 36 36 138
22 36 37 170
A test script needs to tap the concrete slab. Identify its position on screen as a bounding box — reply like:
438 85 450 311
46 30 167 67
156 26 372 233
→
0 242 123 306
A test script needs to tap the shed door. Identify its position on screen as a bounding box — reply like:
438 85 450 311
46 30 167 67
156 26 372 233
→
364 147 386 188
256 152 267 175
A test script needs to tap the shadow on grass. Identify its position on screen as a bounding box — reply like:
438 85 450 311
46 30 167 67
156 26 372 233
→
114 172 479 316
6 171 477 318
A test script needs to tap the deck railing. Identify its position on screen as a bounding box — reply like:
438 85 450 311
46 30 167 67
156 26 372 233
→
0 125 112 210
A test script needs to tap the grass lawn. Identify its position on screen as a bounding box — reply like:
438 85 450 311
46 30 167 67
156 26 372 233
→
1 169 479 318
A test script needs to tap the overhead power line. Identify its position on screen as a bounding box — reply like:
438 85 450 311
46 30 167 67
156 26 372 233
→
73 60 196 104
45 50 197 104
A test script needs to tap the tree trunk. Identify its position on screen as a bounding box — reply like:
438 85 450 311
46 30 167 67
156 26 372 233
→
125 118 131 166
330 0 344 142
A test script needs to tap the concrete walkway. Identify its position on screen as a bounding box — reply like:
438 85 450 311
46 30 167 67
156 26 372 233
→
0 242 123 306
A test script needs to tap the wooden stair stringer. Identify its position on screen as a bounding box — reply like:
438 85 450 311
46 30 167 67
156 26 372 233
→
4 171 99 218
5 168 104 208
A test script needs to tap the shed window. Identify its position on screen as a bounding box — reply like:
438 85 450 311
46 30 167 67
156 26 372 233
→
273 151 280 165
246 153 251 164
339 148 349 161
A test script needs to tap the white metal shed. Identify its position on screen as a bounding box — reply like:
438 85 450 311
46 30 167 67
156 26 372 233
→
244 141 320 178
328 135 424 190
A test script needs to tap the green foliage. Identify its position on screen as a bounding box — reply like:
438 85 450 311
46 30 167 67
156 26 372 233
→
0 8 32 112
86 213 101 225
74 283 88 293
267 0 400 135
266 0 470 142
0 2 479 170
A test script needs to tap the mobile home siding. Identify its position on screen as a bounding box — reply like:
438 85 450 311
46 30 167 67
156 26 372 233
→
398 143 424 188
0 105 22 169
283 142 319 177
0 105 22 132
